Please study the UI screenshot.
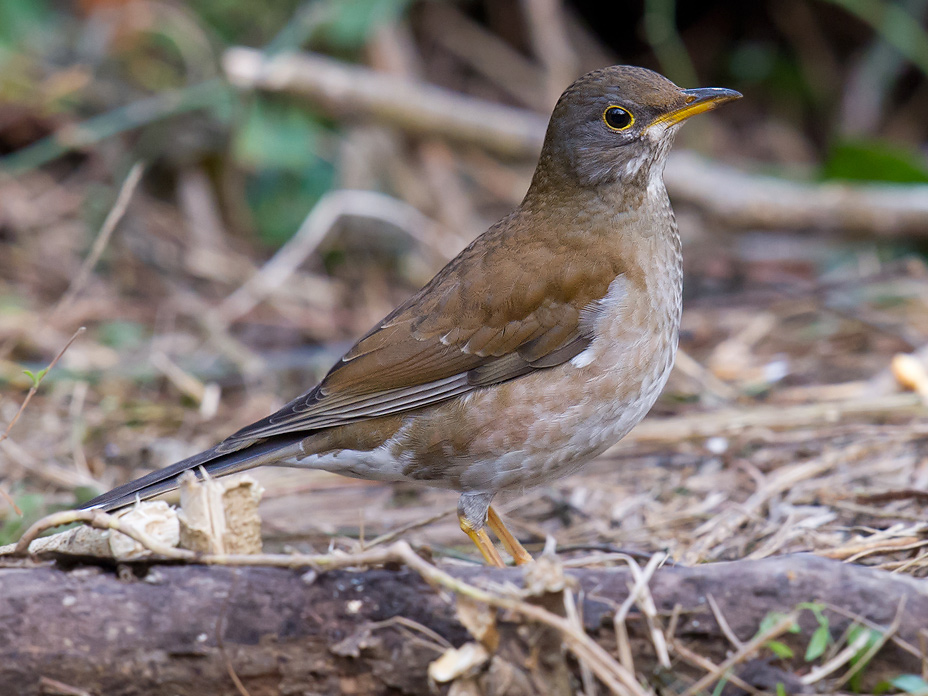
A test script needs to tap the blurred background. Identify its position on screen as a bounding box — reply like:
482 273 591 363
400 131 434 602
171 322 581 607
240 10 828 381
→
1 0 927 567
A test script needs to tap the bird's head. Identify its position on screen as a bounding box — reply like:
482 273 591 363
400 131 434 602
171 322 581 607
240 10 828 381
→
532 66 741 196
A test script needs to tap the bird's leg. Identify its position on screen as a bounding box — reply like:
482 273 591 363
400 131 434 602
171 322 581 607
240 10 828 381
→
458 512 505 567
458 492 504 567
486 506 534 565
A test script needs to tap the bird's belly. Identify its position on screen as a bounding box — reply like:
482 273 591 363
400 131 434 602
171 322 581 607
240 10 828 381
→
371 318 678 492
460 329 676 490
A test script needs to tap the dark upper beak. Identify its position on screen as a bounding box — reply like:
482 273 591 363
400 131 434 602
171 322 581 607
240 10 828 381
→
648 87 742 129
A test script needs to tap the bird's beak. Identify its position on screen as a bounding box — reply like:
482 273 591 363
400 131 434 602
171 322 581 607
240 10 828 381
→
648 87 742 129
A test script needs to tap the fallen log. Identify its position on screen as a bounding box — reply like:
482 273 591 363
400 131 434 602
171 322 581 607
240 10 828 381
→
0 553 925 695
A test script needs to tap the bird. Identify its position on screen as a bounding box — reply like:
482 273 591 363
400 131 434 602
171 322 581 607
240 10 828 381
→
82 66 741 567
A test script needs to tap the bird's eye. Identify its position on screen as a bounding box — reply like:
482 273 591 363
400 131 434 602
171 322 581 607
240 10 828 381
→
603 105 634 131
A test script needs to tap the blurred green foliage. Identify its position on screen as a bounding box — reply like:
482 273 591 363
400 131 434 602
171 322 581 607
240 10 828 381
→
188 0 306 47
233 96 335 243
0 0 926 251
0 493 45 546
0 0 411 249
314 0 414 52
0 486 102 546
97 320 148 351
886 674 928 695
823 138 928 183
0 0 49 48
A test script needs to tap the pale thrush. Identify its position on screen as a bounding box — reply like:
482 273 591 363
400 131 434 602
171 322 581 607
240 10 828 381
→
83 66 741 566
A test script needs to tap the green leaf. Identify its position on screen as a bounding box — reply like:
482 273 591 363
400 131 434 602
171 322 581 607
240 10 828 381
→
776 683 787 696
892 675 928 695
847 626 883 691
805 624 830 661
767 641 794 659
758 611 800 635
848 625 882 654
822 138 928 184
22 367 47 387
796 602 826 616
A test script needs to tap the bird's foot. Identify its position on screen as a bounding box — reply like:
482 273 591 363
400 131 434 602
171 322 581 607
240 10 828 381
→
486 506 533 565
459 515 506 568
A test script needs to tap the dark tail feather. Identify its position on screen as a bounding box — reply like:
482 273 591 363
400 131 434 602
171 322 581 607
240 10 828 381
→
79 434 307 511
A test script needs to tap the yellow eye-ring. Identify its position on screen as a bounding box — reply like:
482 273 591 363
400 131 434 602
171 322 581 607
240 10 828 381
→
603 105 634 131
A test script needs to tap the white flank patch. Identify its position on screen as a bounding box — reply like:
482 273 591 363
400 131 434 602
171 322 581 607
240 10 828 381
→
572 275 629 370
570 348 595 368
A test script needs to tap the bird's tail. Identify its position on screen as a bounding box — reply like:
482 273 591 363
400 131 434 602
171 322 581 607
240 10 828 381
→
79 433 307 511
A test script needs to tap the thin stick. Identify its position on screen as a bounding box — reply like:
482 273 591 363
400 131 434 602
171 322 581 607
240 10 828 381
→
12 508 192 558
678 612 798 696
707 593 745 650
0 327 86 514
0 486 18 515
51 162 145 319
622 393 927 446
364 505 457 549
389 544 649 695
218 189 451 324
832 597 906 689
0 327 86 447
564 584 598 696
520 0 578 107
671 642 764 696
820 601 922 661
37 677 93 696
369 615 452 652
613 552 671 670
223 48 547 159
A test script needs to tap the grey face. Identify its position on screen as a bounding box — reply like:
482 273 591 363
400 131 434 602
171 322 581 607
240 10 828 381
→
533 66 740 194
541 66 687 188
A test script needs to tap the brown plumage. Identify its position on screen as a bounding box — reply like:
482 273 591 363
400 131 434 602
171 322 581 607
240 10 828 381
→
82 66 741 566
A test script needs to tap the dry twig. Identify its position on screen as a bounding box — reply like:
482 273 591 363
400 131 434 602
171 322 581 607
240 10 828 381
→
1 327 87 512
218 189 450 324
678 612 799 696
51 163 145 320
670 642 764 696
623 394 927 446
832 597 906 689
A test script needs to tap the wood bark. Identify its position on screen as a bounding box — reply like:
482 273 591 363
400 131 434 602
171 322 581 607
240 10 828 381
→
0 554 925 695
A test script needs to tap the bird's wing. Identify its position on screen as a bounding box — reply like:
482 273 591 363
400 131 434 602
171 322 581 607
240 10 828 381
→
216 226 626 450
80 221 628 512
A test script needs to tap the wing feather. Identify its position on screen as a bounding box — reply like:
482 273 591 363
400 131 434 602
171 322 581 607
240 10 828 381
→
214 222 628 451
